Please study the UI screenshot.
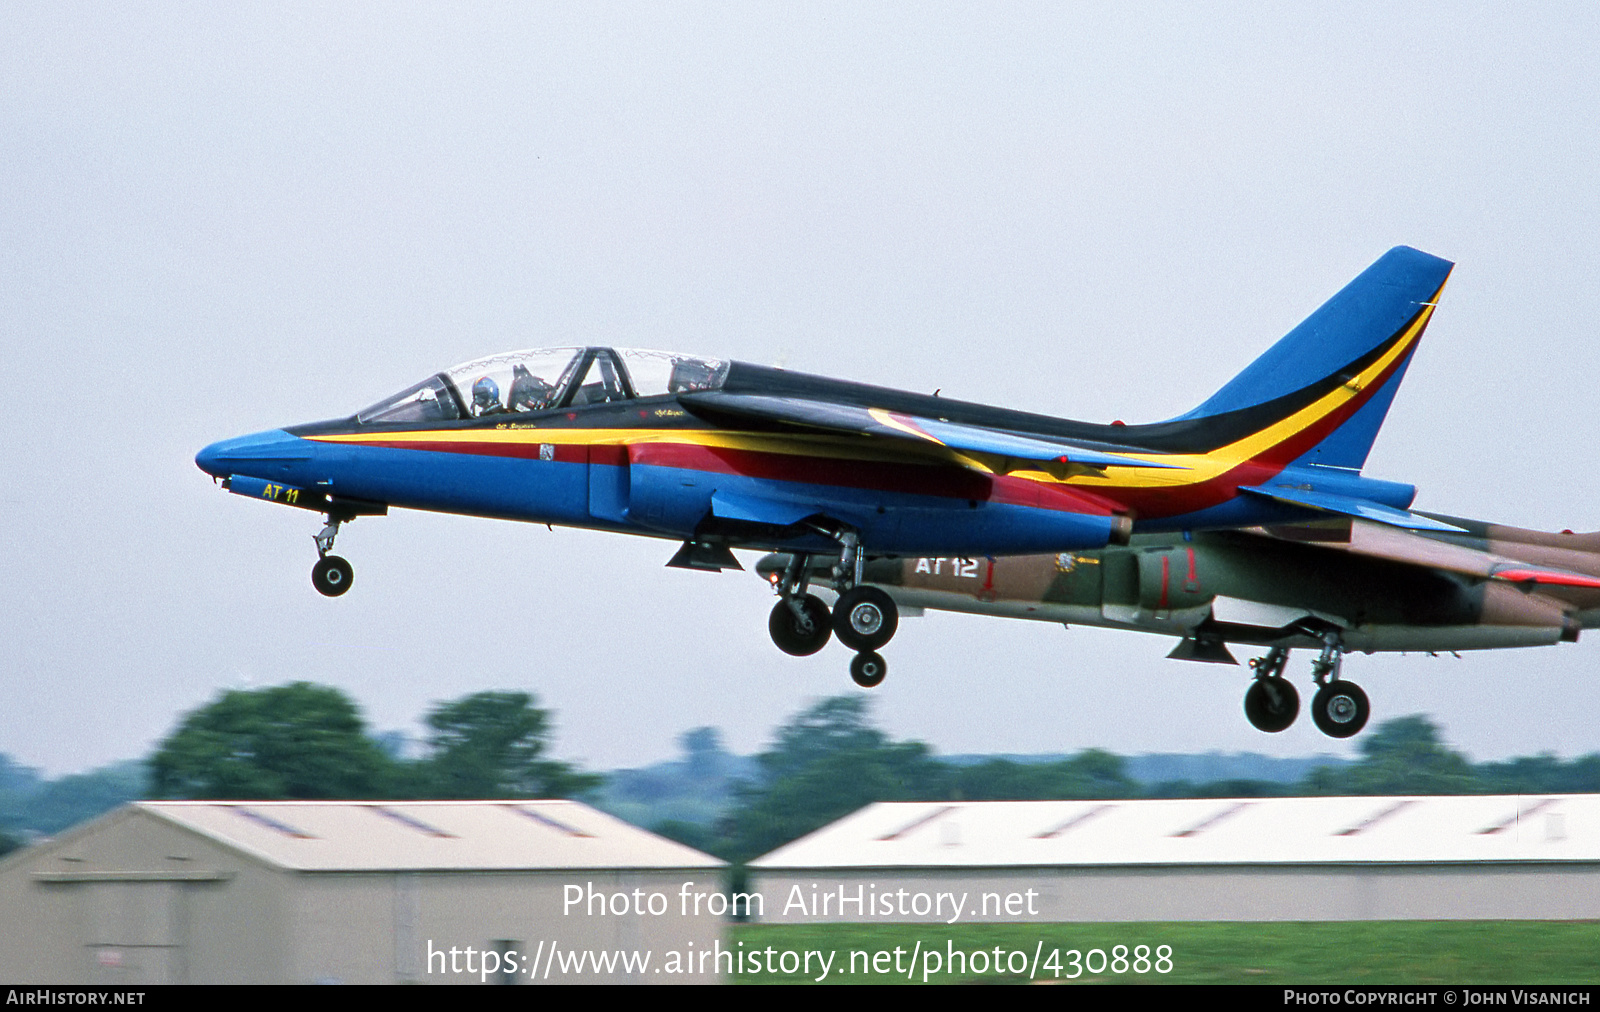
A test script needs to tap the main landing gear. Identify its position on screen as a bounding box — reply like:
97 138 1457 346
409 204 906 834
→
1242 634 1371 739
1308 632 1370 739
1243 647 1298 733
767 534 900 688
310 518 353 598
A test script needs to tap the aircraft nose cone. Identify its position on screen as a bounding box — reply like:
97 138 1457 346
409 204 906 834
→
194 439 228 477
194 429 310 478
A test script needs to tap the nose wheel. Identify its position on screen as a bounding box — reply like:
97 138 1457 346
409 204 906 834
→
310 518 354 597
312 555 353 597
850 650 887 688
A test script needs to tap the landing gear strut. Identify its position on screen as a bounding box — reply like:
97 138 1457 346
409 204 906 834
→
310 518 353 597
822 528 898 685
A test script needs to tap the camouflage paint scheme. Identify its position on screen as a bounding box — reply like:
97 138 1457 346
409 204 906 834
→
761 514 1600 659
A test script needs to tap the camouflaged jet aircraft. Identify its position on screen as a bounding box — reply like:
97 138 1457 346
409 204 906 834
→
757 516 1600 738
197 246 1454 691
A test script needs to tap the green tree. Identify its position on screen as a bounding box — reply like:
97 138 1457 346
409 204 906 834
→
416 691 601 799
1302 715 1477 795
149 683 393 799
23 761 147 834
720 696 946 862
952 749 1139 800
679 726 728 780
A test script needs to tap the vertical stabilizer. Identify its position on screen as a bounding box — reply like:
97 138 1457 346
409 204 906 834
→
1176 246 1453 471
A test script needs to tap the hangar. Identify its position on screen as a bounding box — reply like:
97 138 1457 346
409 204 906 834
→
0 800 723 984
748 795 1600 923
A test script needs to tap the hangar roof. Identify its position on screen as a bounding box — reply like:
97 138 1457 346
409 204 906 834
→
133 800 721 872
751 795 1600 869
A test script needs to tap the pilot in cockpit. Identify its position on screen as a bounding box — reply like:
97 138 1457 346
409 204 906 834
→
471 376 506 417
508 363 554 412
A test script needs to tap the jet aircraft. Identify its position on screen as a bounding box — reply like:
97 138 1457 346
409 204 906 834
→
197 246 1455 692
757 515 1600 738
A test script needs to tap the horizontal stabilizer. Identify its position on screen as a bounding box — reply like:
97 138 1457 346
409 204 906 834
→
680 392 1185 474
1240 485 1466 532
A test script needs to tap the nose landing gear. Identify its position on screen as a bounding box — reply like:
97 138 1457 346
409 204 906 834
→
310 519 353 598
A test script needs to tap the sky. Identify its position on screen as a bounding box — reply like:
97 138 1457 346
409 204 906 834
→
4 3 1600 778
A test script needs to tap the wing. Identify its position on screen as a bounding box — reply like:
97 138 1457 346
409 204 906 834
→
1247 517 1600 590
678 391 1186 477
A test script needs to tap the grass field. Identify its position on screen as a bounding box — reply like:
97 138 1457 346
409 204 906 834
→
726 921 1600 984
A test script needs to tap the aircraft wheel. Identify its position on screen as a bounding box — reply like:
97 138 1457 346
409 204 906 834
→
850 651 887 688
1243 676 1299 733
832 586 899 651
312 555 354 597
768 595 832 656
1312 680 1370 738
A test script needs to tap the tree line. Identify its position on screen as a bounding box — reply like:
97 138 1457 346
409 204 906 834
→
5 684 1600 863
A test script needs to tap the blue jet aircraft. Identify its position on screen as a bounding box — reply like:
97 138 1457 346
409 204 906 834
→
198 246 1454 690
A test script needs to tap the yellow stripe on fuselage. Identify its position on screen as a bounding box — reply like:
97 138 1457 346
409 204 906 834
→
307 427 945 466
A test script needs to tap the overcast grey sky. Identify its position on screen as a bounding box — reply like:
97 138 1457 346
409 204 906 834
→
4 3 1600 777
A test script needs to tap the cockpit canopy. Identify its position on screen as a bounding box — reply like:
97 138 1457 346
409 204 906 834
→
356 347 729 425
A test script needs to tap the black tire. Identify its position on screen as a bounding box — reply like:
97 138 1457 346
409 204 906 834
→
312 555 353 598
850 650 887 688
1312 680 1370 738
832 586 899 651
768 595 832 656
1243 676 1299 733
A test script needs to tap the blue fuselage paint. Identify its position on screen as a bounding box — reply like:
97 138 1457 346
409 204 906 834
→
198 427 1133 555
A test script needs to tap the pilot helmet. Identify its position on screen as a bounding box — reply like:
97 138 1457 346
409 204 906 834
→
472 375 500 411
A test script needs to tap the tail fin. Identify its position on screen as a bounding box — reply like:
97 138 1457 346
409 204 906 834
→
1176 246 1454 471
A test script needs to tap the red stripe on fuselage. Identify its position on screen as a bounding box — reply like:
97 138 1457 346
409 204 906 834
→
336 434 1123 515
